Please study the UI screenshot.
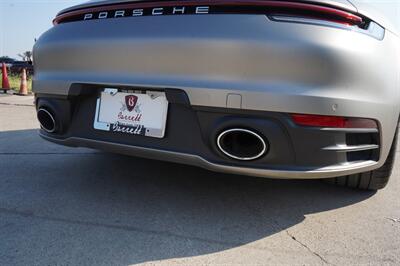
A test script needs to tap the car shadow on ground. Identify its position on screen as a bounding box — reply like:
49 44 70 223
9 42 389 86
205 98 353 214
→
0 129 376 265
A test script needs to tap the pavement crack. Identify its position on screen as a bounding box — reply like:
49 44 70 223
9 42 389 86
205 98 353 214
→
0 152 98 155
285 229 333 265
0 102 34 107
0 207 257 251
386 217 400 223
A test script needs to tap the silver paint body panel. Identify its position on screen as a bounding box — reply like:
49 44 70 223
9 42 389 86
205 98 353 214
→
33 3 400 179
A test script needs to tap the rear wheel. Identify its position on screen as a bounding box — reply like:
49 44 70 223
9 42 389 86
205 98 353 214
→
326 121 398 191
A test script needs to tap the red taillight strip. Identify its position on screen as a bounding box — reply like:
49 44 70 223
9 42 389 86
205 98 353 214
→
291 114 378 129
54 0 363 26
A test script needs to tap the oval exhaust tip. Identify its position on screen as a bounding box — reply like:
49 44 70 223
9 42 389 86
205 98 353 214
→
37 108 56 133
217 128 267 161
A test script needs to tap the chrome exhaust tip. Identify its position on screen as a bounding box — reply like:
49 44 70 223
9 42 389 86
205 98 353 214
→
37 108 57 133
217 128 267 161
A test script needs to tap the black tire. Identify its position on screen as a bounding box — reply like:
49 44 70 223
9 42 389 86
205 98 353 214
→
326 121 399 191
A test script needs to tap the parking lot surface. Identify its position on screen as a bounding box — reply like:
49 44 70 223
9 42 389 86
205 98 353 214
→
0 95 399 265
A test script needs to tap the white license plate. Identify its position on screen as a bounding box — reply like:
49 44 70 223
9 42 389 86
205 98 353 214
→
93 88 169 138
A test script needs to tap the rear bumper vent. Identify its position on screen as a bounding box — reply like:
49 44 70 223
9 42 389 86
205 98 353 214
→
345 132 380 162
290 114 380 163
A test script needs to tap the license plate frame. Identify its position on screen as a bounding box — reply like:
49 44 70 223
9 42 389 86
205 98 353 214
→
93 88 169 138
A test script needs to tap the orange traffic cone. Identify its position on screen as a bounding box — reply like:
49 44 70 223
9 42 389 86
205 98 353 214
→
1 62 10 93
15 68 29 96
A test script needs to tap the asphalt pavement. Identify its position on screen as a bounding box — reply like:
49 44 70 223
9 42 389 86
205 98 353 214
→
0 95 399 265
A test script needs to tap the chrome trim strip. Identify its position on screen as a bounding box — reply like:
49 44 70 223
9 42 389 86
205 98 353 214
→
322 144 379 152
269 15 353 30
317 128 379 133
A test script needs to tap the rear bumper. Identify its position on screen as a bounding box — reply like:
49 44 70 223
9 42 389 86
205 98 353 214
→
40 133 378 179
37 90 381 179
33 14 400 178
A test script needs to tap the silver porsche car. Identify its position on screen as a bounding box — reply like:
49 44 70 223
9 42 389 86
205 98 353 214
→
33 0 399 190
